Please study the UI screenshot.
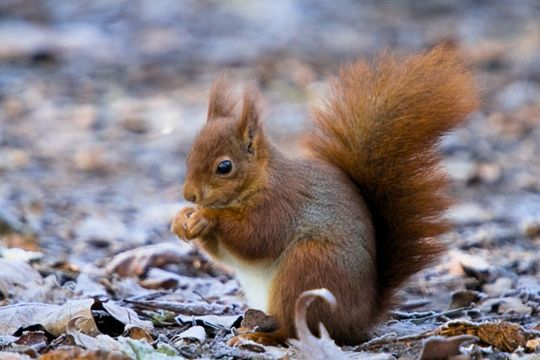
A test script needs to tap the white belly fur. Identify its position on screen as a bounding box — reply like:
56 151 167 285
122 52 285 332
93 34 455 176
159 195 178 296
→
218 246 276 312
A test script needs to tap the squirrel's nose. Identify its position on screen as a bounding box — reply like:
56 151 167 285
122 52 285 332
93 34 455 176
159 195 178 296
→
183 183 200 203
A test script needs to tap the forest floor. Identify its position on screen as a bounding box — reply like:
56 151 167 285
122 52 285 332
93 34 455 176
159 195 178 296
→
2 1 540 359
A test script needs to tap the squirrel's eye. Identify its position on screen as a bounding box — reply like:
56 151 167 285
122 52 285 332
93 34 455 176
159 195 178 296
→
216 160 233 175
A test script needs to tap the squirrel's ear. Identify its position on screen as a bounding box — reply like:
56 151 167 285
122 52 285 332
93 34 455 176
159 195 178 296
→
207 76 235 121
237 86 261 153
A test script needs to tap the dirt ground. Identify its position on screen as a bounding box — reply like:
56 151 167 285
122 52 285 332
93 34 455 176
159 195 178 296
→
2 1 540 359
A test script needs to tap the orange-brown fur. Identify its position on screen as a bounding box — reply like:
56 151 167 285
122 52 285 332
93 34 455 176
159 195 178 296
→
171 45 479 345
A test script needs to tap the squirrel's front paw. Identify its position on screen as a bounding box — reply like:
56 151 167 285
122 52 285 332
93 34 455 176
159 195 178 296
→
171 207 214 241
185 209 214 239
170 207 195 242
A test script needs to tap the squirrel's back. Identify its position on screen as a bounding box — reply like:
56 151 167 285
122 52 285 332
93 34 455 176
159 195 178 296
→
305 45 479 310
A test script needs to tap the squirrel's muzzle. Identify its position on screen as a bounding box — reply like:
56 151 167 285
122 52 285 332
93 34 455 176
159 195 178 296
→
183 182 201 203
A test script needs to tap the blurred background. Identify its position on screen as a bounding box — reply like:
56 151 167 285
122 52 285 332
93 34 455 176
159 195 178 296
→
1 0 540 269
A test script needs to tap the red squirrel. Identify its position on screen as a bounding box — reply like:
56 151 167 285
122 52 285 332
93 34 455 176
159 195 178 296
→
171 45 479 345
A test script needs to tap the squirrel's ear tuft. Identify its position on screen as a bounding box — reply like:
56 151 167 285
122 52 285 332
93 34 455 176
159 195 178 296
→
207 76 235 121
237 86 261 153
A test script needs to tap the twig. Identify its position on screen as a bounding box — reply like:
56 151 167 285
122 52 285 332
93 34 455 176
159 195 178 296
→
391 307 471 324
124 299 231 315
193 289 211 304
356 330 435 351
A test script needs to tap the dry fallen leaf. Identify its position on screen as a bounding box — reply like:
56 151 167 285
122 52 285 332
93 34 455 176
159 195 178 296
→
0 247 42 262
525 338 540 352
240 309 278 332
450 251 491 278
105 243 190 277
39 346 131 360
172 325 206 345
435 320 538 352
75 273 108 298
125 326 153 343
478 297 532 316
139 268 213 290
0 259 43 299
101 301 154 332
175 314 242 329
482 277 513 297
0 335 18 347
450 290 484 309
15 330 48 352
0 258 76 304
0 299 97 337
131 299 231 316
0 352 33 360
109 278 154 299
65 317 122 352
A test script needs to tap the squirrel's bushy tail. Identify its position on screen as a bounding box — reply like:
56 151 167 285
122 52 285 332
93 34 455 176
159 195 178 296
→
305 45 479 309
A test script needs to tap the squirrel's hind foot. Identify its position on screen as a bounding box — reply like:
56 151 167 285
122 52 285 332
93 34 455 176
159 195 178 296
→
228 331 288 347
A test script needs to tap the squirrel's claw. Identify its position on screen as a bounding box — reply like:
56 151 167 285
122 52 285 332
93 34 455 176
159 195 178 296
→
171 206 196 242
